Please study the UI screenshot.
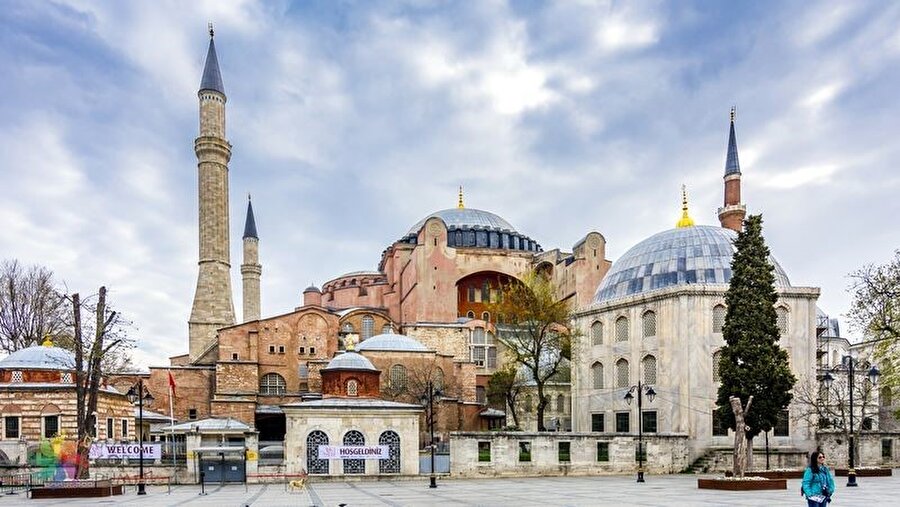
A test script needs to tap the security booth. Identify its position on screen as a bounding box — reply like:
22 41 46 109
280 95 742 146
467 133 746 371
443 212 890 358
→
170 417 259 484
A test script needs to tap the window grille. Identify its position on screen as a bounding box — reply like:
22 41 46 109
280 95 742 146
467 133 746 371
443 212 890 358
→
712 351 722 382
347 379 358 397
307 431 330 474
379 431 401 473
591 321 603 345
61 372 73 383
642 311 656 338
260 373 287 395
642 355 657 385
592 363 604 389
342 430 365 474
11 371 22 383
389 364 408 392
713 305 726 333
615 317 629 342
361 316 375 340
776 307 789 335
616 359 629 388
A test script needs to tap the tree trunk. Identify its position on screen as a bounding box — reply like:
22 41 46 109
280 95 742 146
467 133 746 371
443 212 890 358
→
536 380 546 431
746 435 754 472
507 393 520 428
730 395 753 478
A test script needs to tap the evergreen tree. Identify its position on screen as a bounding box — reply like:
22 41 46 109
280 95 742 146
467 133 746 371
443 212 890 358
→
715 215 796 467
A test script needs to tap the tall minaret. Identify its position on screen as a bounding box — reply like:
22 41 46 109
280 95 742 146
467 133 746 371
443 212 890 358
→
189 25 235 362
241 195 261 322
717 107 747 232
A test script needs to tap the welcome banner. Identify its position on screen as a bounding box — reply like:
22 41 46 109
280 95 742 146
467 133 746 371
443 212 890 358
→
89 443 161 459
317 445 389 460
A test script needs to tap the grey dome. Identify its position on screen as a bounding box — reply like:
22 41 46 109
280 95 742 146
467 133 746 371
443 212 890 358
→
0 344 74 370
303 285 321 293
593 225 791 303
322 351 378 372
402 208 542 252
356 333 429 352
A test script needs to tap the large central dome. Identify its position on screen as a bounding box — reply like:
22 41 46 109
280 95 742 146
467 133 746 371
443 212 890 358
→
593 225 791 303
400 208 541 252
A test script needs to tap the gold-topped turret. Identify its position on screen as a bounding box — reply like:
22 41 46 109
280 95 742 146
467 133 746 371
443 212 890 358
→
42 335 54 347
676 185 695 228
457 186 465 208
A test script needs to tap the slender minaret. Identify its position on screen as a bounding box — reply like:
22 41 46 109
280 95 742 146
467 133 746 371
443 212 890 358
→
717 107 747 232
241 194 261 322
189 25 235 362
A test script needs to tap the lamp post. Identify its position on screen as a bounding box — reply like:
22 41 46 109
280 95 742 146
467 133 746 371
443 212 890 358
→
126 379 154 495
624 380 656 483
821 355 879 487
420 381 442 488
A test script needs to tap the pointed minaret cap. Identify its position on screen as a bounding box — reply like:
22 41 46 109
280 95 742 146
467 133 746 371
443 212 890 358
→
676 185 695 228
200 23 225 94
725 106 740 175
457 186 465 208
243 194 258 239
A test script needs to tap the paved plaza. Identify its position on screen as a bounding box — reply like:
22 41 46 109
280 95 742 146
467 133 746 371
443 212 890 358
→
2 472 895 506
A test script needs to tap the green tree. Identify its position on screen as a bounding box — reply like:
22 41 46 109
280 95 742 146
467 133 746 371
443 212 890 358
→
490 270 574 431
715 215 796 472
848 250 900 418
487 364 525 428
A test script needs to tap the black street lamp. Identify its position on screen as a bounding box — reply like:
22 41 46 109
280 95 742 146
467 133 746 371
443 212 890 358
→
419 381 442 488
126 379 155 495
624 380 656 483
821 355 879 487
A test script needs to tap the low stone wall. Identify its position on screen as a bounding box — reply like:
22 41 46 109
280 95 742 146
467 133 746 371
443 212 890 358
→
0 464 191 484
450 431 689 478
816 431 900 468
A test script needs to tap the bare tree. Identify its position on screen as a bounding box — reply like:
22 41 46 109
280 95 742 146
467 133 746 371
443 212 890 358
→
70 287 134 479
0 259 67 352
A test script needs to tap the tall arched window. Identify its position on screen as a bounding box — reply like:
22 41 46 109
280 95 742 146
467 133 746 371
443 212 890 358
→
346 379 359 397
482 281 490 302
615 316 629 342
592 362 604 389
306 430 330 474
342 323 354 334
260 373 286 395
361 316 375 340
776 306 789 335
591 321 603 346
556 394 565 413
470 328 497 368
379 431 401 473
642 355 657 385
713 305 726 333
881 386 893 407
342 430 366 474
389 364 408 392
712 350 722 382
433 367 444 391
642 311 656 338
616 358 630 388
482 311 490 322
382 323 393 334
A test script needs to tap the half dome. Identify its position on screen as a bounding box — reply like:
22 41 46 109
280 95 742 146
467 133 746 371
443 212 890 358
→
593 225 791 303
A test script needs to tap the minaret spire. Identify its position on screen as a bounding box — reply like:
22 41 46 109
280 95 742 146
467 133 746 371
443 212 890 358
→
190 27 235 361
241 194 262 322
718 106 747 232
457 186 465 208
676 185 695 228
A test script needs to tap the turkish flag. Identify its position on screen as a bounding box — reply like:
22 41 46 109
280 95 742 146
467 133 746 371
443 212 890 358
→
168 371 176 398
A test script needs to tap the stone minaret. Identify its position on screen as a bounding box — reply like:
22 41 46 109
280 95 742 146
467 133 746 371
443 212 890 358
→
189 26 235 362
241 195 261 322
717 107 747 232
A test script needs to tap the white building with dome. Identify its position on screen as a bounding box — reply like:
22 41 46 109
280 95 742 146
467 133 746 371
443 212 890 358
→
571 114 821 463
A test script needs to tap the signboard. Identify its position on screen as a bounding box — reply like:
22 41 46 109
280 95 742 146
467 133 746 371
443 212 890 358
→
317 445 389 460
89 443 161 459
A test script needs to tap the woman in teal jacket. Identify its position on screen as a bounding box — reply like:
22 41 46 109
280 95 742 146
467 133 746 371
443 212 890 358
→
802 451 835 506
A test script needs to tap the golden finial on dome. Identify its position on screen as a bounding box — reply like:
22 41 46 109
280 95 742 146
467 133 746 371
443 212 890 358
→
42 335 54 347
457 186 465 208
676 185 695 228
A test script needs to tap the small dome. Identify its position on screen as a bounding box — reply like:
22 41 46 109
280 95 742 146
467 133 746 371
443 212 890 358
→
0 344 74 370
594 225 791 303
356 333 429 352
303 285 321 293
322 351 378 372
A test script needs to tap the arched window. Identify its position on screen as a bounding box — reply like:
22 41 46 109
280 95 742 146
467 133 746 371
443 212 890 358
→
591 321 603 346
592 362 604 389
342 430 366 474
260 373 286 395
832 350 839 367
642 355 657 385
881 386 893 407
556 394 565 413
347 379 359 397
776 307 789 335
466 311 475 319
524 395 533 412
382 323 393 334
712 350 722 383
361 316 375 340
433 367 444 391
307 430 330 474
616 359 629 388
379 431 401 473
389 364 408 392
470 328 497 368
342 323 354 334
482 281 490 302
615 316 629 342
642 311 656 338
713 305 726 334
482 311 490 322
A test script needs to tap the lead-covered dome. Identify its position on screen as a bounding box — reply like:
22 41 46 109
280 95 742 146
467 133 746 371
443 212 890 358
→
322 351 378 372
400 208 542 252
593 225 791 303
0 344 74 370
356 333 429 352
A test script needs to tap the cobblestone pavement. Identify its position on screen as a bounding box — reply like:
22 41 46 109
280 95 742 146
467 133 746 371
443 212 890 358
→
3 472 895 506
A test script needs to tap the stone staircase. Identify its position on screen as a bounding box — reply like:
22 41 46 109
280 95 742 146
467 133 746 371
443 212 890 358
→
684 447 808 474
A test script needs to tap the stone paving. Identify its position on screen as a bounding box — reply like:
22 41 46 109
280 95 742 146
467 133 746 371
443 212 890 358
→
2 472 895 506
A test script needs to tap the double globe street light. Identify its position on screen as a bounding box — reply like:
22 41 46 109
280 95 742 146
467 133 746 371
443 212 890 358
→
126 379 155 495
419 381 443 489
624 381 656 483
821 355 879 487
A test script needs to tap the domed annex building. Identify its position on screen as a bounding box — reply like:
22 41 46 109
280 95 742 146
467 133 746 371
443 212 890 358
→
0 340 134 464
571 114 820 463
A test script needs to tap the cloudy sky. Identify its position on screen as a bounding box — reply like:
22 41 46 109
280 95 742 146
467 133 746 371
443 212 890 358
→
2 1 899 368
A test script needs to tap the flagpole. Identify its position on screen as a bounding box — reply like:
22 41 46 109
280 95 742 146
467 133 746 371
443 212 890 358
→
168 371 176 472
